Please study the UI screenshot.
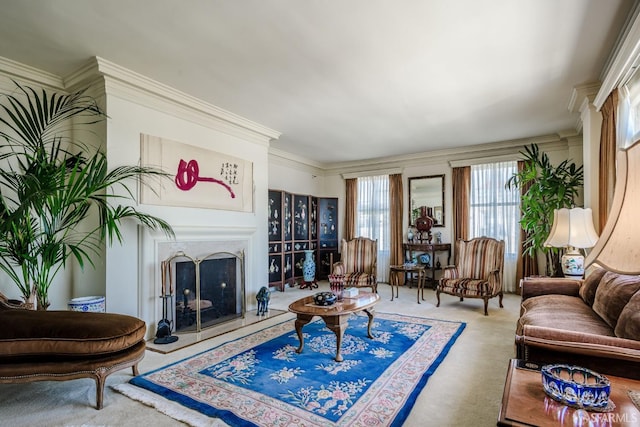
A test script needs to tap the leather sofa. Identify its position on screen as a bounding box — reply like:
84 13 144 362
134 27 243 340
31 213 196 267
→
516 267 640 379
0 293 146 409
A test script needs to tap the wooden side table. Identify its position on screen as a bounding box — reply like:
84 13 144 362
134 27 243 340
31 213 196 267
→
403 243 451 288
498 359 640 426
389 264 426 303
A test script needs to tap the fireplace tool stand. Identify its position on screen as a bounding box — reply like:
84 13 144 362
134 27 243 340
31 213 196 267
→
154 294 179 344
154 259 179 344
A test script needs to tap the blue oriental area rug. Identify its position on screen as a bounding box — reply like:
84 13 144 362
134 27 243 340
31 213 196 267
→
125 312 465 426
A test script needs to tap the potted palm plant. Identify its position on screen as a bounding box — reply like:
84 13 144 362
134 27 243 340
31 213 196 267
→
506 144 583 276
0 82 174 309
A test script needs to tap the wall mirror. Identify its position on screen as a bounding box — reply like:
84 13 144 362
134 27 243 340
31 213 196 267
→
408 174 445 227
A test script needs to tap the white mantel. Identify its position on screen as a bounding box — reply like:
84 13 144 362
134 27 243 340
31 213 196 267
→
137 226 256 339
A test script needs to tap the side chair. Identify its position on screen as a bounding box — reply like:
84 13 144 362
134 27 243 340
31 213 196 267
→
436 236 505 315
328 237 378 294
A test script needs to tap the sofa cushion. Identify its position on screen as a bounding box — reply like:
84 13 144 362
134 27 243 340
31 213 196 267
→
518 294 614 337
593 272 640 329
615 291 640 341
579 266 607 306
0 310 146 357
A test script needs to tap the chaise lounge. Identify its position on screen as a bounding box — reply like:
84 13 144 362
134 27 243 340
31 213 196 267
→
0 293 146 409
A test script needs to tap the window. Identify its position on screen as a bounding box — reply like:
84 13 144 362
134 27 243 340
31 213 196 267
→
469 161 520 292
620 67 640 148
356 175 390 282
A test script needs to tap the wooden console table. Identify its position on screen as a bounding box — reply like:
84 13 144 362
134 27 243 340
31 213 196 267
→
403 243 451 288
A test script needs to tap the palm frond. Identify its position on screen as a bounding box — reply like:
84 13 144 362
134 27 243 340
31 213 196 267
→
0 82 174 305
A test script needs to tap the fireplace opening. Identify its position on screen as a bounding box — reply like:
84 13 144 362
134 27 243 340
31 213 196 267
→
167 251 244 333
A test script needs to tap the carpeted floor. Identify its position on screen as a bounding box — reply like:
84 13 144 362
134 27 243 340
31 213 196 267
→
0 282 520 426
120 312 465 426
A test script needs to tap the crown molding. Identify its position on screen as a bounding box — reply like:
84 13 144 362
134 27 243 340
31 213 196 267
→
595 2 640 109
342 168 403 179
568 82 601 113
319 132 573 176
0 55 64 90
566 135 583 147
448 139 571 168
268 148 326 176
63 57 281 145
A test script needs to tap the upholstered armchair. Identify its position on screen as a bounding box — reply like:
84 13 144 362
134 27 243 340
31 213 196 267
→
436 236 505 315
328 237 378 294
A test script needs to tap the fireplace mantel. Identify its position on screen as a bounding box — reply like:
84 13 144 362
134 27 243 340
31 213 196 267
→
137 226 257 339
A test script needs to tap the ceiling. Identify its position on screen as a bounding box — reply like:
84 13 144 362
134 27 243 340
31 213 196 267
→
0 1 635 164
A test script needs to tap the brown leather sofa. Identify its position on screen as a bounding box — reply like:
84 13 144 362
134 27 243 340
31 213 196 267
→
516 267 640 379
0 293 146 409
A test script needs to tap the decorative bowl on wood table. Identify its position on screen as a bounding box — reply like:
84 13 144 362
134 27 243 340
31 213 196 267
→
313 292 337 306
541 364 610 410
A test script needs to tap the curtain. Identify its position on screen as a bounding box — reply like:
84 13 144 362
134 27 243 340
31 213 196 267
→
452 166 470 253
515 160 538 290
389 174 404 267
344 178 357 241
356 175 390 282
469 161 520 293
599 89 618 232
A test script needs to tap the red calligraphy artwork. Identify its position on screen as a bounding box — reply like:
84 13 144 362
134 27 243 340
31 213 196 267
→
175 159 236 198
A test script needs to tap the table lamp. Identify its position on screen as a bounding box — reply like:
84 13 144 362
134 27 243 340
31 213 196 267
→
585 139 640 274
544 207 599 278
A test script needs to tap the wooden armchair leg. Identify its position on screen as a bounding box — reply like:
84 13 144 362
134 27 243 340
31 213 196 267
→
498 291 504 308
483 298 489 316
436 290 441 307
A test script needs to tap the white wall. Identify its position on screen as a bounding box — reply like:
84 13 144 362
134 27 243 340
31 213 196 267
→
103 94 269 320
64 60 281 335
268 160 323 195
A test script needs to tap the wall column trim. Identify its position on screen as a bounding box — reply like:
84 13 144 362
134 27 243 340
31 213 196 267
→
579 94 602 228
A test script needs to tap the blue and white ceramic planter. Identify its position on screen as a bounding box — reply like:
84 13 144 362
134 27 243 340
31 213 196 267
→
68 296 106 312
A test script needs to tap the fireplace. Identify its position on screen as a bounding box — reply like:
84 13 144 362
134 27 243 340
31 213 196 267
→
140 226 255 340
175 252 244 332
161 251 245 334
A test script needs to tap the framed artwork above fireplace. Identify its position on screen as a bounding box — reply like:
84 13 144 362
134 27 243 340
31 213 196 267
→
140 133 253 212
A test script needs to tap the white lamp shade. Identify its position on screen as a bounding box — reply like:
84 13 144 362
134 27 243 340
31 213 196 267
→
585 139 640 274
544 208 599 249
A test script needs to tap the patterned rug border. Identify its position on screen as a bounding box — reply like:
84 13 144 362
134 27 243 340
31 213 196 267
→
124 312 466 427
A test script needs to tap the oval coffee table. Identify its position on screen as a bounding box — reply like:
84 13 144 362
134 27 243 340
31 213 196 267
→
288 292 380 362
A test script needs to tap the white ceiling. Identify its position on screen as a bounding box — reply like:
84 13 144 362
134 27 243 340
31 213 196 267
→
0 0 635 164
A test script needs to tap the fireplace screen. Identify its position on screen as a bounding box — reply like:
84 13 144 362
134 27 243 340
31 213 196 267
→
165 251 244 333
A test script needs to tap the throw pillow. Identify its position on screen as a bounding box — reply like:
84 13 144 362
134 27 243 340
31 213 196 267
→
579 266 607 306
593 272 640 329
615 291 640 340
